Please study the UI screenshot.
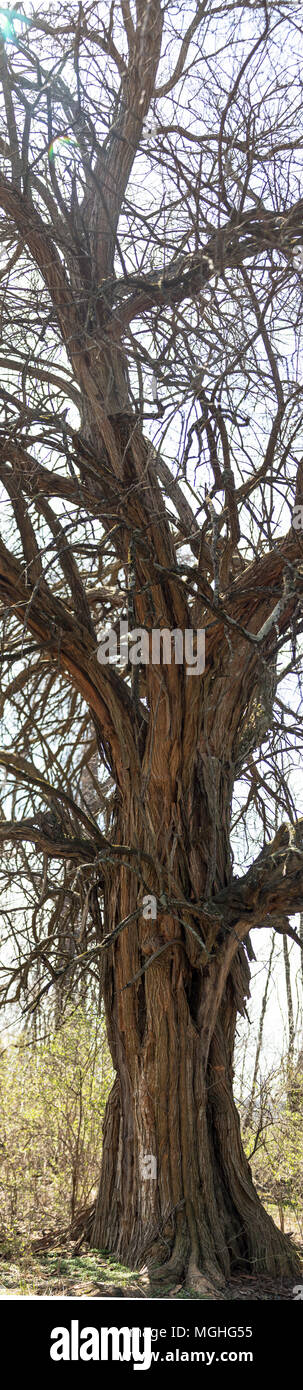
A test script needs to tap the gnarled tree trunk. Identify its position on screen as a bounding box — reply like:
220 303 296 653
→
92 756 299 1291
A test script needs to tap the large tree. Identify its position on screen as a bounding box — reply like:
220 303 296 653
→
0 0 303 1292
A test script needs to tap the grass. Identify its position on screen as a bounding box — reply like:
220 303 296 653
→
0 1244 146 1298
0 1239 221 1299
0 1230 301 1299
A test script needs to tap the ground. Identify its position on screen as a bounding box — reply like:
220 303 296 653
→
0 1239 301 1299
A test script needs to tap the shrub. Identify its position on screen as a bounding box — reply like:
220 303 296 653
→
0 1005 113 1246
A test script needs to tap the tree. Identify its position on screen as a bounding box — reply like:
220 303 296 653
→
0 0 303 1293
244 933 275 1130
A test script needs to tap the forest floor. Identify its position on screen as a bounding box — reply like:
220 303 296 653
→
0 1238 301 1299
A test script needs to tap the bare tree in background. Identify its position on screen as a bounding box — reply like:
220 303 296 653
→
244 933 275 1130
1 0 303 1291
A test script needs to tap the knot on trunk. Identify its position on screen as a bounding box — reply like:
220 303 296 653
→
141 935 164 956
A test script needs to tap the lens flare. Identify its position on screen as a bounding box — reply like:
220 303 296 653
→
0 7 32 42
48 135 79 163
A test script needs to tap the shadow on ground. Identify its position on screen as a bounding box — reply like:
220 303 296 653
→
0 1238 302 1299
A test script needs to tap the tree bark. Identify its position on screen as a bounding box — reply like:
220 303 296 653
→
92 772 300 1291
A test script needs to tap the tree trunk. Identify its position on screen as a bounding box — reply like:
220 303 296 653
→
92 770 300 1291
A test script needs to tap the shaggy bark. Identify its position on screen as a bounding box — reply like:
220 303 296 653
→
92 783 299 1287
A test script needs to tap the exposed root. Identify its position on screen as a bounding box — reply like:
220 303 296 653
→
187 1256 226 1298
148 1254 185 1286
